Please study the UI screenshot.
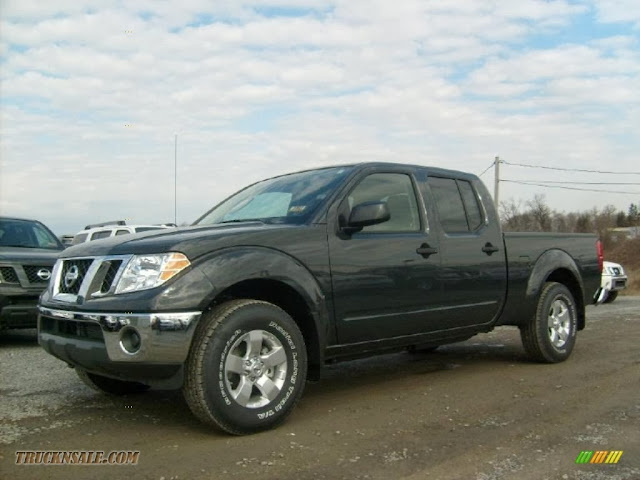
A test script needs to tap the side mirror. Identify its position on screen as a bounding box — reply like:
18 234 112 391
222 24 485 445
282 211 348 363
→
344 201 390 233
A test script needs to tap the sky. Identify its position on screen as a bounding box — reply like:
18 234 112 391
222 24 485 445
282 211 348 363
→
1 0 639 235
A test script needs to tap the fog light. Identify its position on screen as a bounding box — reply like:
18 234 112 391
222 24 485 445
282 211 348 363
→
120 327 142 354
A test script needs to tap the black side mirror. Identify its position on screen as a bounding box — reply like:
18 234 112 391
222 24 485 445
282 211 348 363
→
344 201 390 234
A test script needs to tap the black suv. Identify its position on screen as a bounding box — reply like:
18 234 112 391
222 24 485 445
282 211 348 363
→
0 217 64 330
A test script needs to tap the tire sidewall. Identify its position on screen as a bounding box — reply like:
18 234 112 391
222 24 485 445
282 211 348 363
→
201 304 306 432
603 291 618 304
538 285 577 361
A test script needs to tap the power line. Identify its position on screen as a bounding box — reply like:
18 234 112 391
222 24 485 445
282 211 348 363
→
502 179 640 195
478 161 494 177
503 179 640 186
502 160 640 175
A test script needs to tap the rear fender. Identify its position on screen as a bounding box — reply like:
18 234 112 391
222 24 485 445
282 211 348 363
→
526 249 586 329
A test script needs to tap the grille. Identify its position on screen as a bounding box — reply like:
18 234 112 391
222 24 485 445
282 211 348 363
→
0 266 19 283
100 260 123 293
40 317 104 342
24 265 53 284
58 259 94 294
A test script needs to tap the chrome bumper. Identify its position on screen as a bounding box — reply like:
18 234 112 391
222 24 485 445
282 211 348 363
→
38 307 201 363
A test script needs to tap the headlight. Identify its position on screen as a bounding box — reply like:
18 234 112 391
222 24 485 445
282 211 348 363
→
115 253 190 294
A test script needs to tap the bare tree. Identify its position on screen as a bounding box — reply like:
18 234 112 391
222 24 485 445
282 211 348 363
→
526 194 552 232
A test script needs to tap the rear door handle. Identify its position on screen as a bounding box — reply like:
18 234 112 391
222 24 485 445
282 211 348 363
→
417 243 438 258
482 242 499 255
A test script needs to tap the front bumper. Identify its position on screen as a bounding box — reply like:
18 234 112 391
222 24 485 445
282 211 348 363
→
38 307 201 364
0 294 40 329
601 275 628 292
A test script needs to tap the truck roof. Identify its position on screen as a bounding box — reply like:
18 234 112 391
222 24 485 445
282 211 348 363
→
273 162 479 182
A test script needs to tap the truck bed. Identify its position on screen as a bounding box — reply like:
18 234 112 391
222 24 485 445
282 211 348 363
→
498 232 601 327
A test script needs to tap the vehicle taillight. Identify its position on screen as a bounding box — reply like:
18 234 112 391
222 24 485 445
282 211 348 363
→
596 240 604 273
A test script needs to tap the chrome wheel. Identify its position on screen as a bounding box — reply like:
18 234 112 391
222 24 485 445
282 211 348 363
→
548 298 571 348
224 329 288 409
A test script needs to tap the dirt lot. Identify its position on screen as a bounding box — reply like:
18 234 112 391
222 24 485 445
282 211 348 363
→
1 298 638 480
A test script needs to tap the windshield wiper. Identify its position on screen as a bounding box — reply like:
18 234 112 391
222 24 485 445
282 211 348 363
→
217 218 268 224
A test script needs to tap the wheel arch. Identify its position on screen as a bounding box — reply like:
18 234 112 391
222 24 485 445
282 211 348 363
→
526 250 586 330
194 247 329 380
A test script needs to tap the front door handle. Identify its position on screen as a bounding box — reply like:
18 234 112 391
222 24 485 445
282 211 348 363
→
482 242 499 255
417 243 438 258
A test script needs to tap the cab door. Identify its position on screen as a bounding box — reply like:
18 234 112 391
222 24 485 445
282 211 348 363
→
328 168 443 344
424 176 507 329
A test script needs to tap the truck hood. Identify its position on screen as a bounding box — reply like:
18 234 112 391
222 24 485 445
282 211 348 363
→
0 246 64 263
59 222 297 259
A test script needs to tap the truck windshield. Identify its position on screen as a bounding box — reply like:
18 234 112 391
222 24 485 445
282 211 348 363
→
0 219 63 250
196 166 353 225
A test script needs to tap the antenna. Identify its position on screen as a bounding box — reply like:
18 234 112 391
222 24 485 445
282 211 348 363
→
174 134 177 225
494 156 501 209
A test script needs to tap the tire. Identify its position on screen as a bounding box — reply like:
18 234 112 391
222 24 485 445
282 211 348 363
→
76 369 150 395
183 299 307 435
603 291 618 304
520 282 578 363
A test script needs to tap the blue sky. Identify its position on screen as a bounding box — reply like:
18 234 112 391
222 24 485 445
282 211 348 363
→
1 0 639 234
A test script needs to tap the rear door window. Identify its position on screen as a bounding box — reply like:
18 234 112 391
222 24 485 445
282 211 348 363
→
428 177 468 233
428 177 485 233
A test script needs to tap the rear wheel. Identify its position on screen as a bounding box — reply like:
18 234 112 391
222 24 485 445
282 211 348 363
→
183 299 307 435
520 282 578 363
76 369 150 395
603 291 618 304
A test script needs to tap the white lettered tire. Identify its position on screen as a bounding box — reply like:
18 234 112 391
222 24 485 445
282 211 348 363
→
183 299 307 435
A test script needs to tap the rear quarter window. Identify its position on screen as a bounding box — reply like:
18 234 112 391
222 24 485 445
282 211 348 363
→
458 181 484 230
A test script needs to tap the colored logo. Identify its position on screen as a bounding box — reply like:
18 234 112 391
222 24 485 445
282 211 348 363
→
576 451 623 464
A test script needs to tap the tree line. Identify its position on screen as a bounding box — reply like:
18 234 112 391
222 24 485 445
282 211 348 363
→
499 195 640 248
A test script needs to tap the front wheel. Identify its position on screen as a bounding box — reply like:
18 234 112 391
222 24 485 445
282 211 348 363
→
520 282 578 363
183 299 307 435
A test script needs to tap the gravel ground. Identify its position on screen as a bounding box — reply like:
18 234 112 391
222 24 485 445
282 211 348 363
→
1 297 638 479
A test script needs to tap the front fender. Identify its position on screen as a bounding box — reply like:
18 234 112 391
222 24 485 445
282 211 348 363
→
193 246 329 354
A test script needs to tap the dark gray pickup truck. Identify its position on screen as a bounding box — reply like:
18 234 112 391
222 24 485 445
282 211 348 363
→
38 163 602 434
1 217 64 330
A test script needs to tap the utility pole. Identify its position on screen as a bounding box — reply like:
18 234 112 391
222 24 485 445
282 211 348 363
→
174 134 177 225
493 156 501 209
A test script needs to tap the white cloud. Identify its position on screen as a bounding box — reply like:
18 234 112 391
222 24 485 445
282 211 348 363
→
1 1 639 234
594 0 640 27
